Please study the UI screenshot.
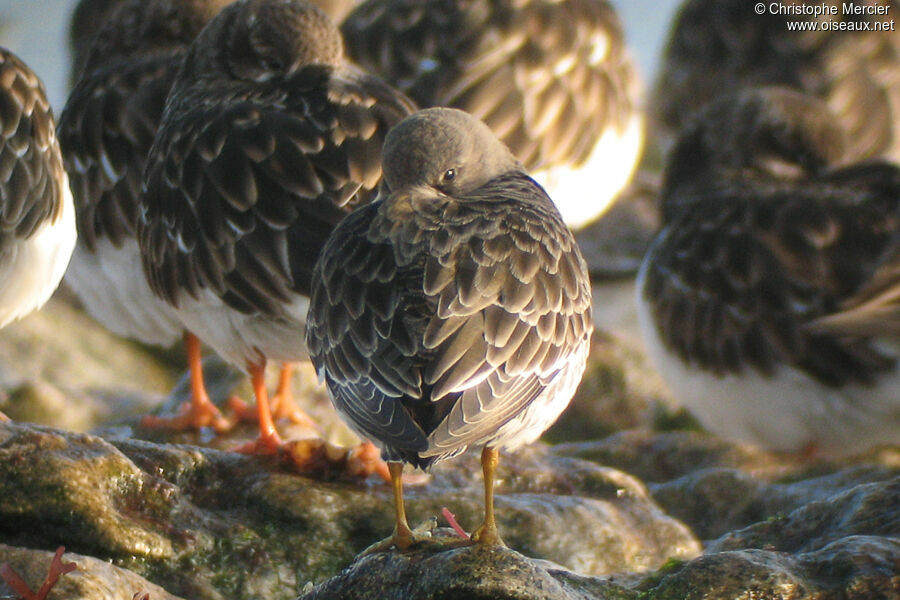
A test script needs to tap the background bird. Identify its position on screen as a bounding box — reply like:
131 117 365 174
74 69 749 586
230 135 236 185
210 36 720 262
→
67 0 126 88
0 47 77 420
636 87 900 457
59 0 237 433
808 230 900 338
139 0 416 464
307 107 593 549
653 0 900 163
341 0 643 230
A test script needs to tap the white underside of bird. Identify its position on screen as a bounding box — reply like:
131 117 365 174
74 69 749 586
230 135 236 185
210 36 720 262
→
65 237 182 347
172 288 310 368
635 255 900 457
428 339 592 457
533 112 644 230
0 181 76 328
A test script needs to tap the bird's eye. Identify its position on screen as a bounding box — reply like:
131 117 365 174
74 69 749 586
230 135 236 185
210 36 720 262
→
263 57 283 72
442 168 456 183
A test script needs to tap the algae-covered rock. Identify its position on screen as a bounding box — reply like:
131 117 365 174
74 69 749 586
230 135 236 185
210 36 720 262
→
639 537 900 600
0 295 897 600
0 544 184 600
297 545 636 600
708 477 900 554
0 422 699 600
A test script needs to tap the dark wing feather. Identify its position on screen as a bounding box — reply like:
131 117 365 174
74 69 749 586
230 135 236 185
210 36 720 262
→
822 29 900 162
342 0 636 171
140 64 415 314
0 49 64 254
58 53 175 250
655 0 900 162
307 173 593 466
307 202 432 457
643 162 900 386
416 176 592 455
807 228 900 337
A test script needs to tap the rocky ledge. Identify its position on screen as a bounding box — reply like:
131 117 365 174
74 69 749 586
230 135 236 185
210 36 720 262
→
0 297 897 599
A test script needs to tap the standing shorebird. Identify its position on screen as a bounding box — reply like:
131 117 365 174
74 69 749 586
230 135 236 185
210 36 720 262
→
341 0 643 230
0 48 77 420
60 0 236 433
307 107 593 548
636 87 900 456
139 0 415 462
653 0 900 163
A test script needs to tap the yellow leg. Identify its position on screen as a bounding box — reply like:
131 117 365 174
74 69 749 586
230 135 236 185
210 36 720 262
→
471 446 505 546
390 462 415 549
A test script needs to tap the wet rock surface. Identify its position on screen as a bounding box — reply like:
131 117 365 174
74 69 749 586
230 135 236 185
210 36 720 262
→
0 295 897 599
0 421 699 600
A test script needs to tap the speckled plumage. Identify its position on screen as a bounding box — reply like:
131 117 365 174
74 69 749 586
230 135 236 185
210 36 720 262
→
654 0 900 163
341 0 643 228
307 108 593 470
139 0 416 370
0 47 76 329
637 88 900 455
59 0 232 348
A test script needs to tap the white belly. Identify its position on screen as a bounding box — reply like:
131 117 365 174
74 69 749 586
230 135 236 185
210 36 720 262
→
0 182 76 328
533 112 644 230
173 288 310 369
65 237 182 347
635 256 900 456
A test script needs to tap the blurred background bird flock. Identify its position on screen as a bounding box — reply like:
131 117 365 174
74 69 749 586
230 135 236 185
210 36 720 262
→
0 0 898 598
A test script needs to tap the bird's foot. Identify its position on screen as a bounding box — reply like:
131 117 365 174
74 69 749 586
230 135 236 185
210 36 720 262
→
141 399 232 433
0 546 76 600
0 411 9 422
226 395 319 432
361 517 445 554
268 388 318 429
470 521 505 547
225 395 256 423
279 438 385 480
232 429 284 456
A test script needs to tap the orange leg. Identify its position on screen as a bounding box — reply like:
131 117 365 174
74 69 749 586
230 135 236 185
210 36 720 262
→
0 411 9 422
269 362 318 427
142 331 232 432
228 363 318 429
233 359 283 455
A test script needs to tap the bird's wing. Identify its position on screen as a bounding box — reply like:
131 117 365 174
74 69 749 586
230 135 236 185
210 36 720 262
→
308 174 593 459
0 49 65 254
643 161 900 387
413 175 593 454
342 0 636 171
140 65 415 316
307 201 433 454
807 229 900 337
58 54 174 250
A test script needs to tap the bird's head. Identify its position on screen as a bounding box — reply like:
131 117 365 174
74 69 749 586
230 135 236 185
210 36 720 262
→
187 0 343 83
382 107 521 197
